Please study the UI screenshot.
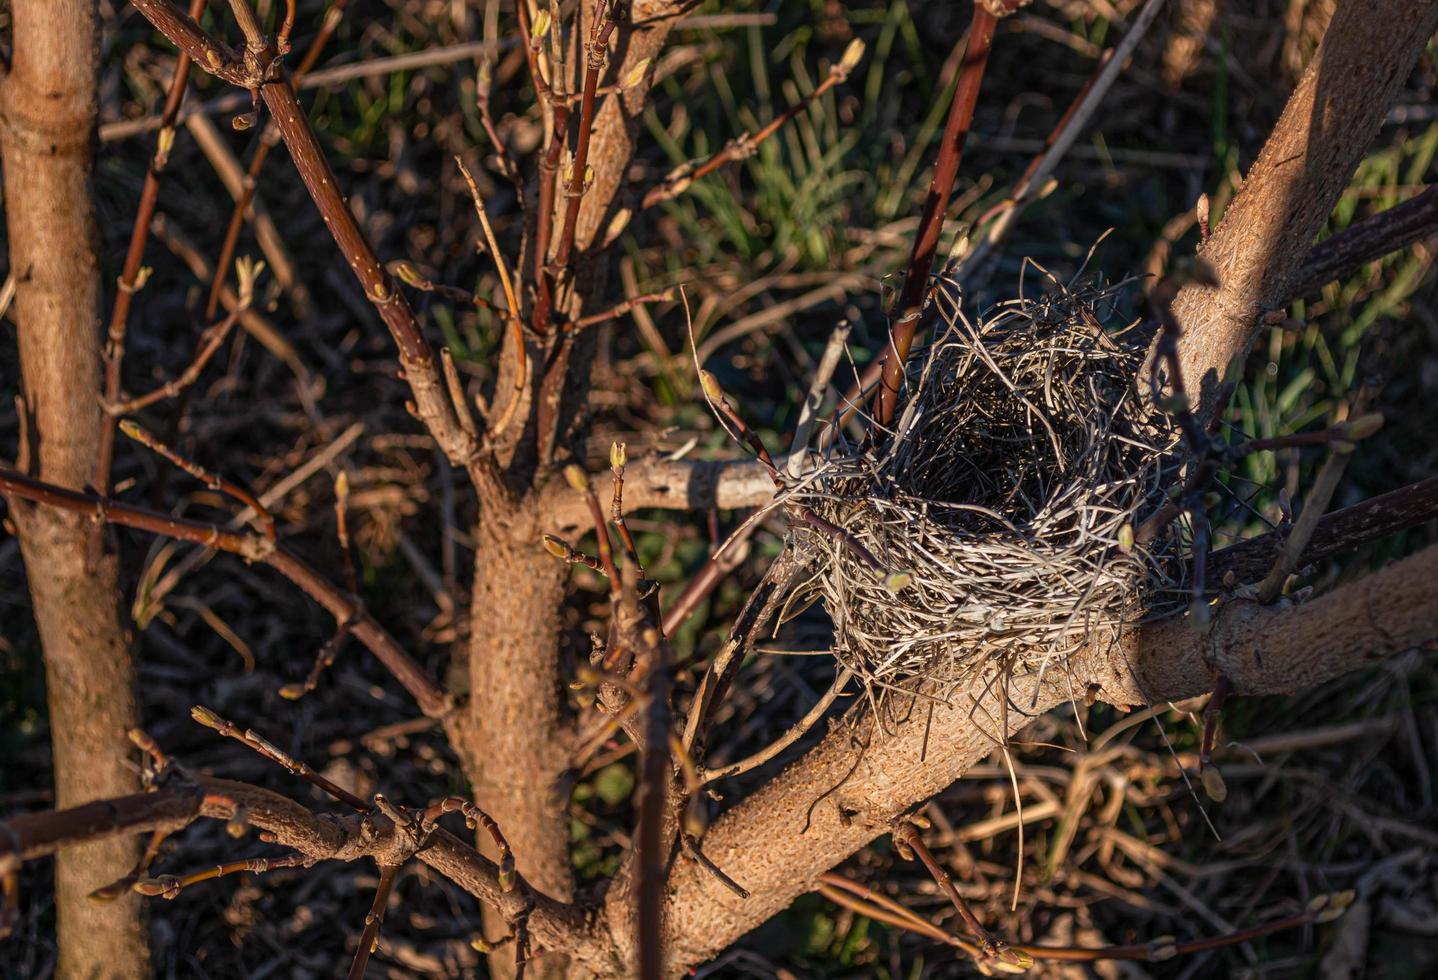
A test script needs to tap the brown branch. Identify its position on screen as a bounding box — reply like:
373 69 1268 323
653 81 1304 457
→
1209 474 1438 585
104 300 247 415
873 9 997 427
347 864 399 980
118 419 275 540
1 776 594 965
657 541 1438 969
92 0 208 559
1288 185 1438 300
128 0 478 471
190 704 368 809
540 456 776 532
551 1 619 273
129 0 250 86
204 0 349 320
0 467 450 722
640 39 865 210
1160 0 1438 423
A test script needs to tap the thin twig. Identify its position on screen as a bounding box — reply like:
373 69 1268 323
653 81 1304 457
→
91 0 209 568
190 704 369 809
347 864 400 980
118 419 276 541
874 8 998 426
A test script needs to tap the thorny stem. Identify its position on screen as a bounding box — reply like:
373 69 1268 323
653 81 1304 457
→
874 8 997 427
347 864 399 980
118 419 275 540
92 0 208 569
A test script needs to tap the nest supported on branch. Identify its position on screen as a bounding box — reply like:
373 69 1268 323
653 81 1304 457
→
788 275 1184 711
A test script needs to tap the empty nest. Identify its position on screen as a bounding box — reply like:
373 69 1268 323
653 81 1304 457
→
788 275 1183 705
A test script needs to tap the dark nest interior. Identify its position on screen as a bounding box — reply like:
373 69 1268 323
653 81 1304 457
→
787 272 1186 710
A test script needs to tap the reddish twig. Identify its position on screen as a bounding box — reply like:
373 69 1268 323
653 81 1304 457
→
134 852 310 899
640 38 865 210
118 418 276 541
107 254 261 417
105 304 245 415
190 704 369 809
873 8 997 427
92 0 209 569
347 864 399 980
551 1 619 272
635 622 673 980
542 533 606 573
567 464 621 599
421 799 530 975
206 0 351 320
892 820 1027 971
609 442 643 575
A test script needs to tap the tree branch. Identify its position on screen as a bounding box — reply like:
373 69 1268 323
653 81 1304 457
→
1159 0 1438 423
657 542 1438 970
540 456 777 531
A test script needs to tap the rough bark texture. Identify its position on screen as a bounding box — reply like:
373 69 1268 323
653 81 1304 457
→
572 0 685 253
656 542 1438 972
0 2 146 976
462 5 690 974
466 512 577 927
1164 0 1438 421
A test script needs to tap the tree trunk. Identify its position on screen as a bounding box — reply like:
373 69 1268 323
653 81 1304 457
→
466 511 577 975
461 5 688 974
0 2 146 977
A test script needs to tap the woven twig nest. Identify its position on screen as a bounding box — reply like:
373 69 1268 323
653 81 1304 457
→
789 277 1183 707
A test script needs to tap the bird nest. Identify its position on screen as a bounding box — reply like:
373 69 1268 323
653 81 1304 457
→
788 278 1183 705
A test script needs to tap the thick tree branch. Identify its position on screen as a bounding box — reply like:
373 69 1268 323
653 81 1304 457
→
656 542 1438 971
541 456 776 531
1288 185 1438 300
1 774 599 968
1159 0 1438 422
